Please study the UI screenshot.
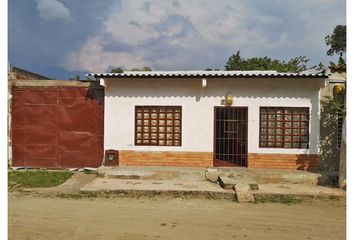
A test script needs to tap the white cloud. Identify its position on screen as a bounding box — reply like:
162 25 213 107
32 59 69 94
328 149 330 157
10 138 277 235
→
36 0 72 22
65 0 346 72
65 37 150 72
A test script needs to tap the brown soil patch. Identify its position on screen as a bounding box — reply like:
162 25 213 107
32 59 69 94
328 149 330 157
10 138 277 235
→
9 193 345 240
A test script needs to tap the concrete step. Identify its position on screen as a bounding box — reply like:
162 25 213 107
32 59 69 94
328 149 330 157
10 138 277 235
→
218 176 259 190
250 169 322 185
213 168 327 186
218 176 236 189
234 183 254 203
79 178 236 200
217 177 256 203
251 183 346 198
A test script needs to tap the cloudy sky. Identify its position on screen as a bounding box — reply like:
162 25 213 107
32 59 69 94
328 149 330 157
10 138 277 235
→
9 0 345 79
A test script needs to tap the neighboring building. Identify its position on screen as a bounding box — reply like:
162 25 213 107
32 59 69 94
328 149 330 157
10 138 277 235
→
89 70 327 170
319 65 346 172
8 64 51 81
8 65 51 167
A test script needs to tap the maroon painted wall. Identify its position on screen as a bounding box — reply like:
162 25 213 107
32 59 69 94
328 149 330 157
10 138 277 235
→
11 85 104 168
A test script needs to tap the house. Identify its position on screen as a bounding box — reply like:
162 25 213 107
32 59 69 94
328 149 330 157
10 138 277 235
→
8 64 51 81
89 70 327 170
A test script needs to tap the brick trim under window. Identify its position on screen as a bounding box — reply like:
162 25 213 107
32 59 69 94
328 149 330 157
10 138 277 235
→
259 107 309 149
135 106 182 146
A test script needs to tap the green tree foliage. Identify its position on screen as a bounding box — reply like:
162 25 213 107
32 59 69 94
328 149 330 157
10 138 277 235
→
110 66 152 73
68 75 80 80
130 66 152 71
224 51 309 72
325 88 346 117
325 25 346 58
110 67 124 73
85 75 95 81
68 75 97 81
204 68 220 71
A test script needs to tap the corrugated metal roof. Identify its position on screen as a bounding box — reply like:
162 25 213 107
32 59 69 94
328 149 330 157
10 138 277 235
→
87 70 327 78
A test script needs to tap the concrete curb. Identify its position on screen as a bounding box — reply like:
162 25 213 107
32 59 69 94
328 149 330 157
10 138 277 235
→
78 189 236 200
253 192 345 200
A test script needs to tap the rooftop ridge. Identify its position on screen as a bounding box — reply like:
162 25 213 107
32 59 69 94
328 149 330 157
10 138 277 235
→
87 70 327 79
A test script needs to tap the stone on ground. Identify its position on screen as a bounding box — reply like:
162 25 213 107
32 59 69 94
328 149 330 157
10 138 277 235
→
218 176 259 190
205 172 220 183
234 183 254 203
218 176 237 189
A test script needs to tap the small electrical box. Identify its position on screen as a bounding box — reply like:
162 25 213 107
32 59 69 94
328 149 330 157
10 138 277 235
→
104 149 119 166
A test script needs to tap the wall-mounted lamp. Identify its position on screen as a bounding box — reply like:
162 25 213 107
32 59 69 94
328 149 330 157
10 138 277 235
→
100 78 106 87
202 78 207 88
333 84 345 95
225 93 234 105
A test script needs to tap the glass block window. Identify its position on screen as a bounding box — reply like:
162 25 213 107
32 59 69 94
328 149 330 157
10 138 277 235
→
135 106 182 146
259 107 309 149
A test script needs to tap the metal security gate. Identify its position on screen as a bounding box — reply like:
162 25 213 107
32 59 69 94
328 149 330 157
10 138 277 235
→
214 107 248 167
11 85 104 168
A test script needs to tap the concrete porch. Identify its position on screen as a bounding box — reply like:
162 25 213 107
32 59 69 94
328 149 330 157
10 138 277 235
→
97 166 333 185
75 166 345 202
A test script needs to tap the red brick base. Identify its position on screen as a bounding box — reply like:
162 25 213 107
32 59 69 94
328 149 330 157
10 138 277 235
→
248 153 320 170
117 151 319 170
119 150 213 167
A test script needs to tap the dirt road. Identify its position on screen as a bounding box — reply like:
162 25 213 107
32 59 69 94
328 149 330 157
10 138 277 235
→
9 194 345 240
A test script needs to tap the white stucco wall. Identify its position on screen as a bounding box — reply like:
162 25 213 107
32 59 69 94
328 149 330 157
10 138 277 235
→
104 77 324 155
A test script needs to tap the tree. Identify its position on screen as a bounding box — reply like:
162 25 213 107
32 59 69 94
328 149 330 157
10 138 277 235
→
110 66 152 73
130 66 152 71
68 75 80 80
110 67 124 73
224 51 309 72
85 75 95 81
325 25 346 58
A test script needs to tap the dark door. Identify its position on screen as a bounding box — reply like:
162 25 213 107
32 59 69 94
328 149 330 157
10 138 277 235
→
214 107 248 167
